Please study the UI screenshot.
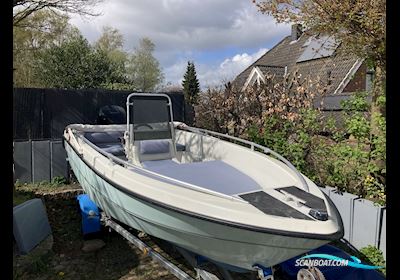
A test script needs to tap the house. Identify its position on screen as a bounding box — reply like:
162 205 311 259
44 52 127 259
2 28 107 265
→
232 24 373 115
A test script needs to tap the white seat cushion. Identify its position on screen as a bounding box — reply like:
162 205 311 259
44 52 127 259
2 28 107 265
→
139 140 171 155
136 139 175 162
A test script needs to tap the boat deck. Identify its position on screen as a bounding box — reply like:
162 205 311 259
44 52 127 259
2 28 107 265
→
142 159 261 196
84 131 262 196
82 130 329 221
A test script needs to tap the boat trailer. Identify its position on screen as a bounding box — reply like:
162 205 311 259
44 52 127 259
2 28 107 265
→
77 194 385 280
100 212 281 280
101 213 195 280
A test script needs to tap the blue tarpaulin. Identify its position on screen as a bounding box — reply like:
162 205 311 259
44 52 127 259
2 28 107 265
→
279 244 385 279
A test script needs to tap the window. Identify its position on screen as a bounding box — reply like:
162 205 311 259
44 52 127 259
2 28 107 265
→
366 70 374 92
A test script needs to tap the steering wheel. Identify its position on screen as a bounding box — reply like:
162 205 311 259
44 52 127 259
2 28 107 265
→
134 123 153 130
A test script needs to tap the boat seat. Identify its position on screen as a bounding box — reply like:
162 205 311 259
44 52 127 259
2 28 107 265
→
84 132 185 158
84 131 124 144
176 143 186 152
142 159 261 195
96 143 125 156
83 131 125 156
136 139 175 162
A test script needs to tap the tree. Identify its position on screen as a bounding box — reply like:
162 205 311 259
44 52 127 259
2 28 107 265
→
182 61 200 105
128 37 164 92
13 0 103 27
34 35 114 89
94 26 132 90
253 0 386 168
253 1 385 68
95 26 124 53
13 10 80 87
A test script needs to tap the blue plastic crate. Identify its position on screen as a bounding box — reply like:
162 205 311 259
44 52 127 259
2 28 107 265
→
76 194 101 235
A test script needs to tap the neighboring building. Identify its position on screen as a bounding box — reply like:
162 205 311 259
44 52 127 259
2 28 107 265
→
232 24 373 117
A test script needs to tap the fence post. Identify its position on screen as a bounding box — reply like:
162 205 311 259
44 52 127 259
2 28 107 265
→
378 208 386 259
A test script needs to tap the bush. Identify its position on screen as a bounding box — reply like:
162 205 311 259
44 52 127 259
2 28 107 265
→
51 176 68 186
359 245 386 275
195 81 386 204
195 70 325 137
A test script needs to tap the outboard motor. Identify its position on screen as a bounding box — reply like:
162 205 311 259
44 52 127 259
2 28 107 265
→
97 105 126 125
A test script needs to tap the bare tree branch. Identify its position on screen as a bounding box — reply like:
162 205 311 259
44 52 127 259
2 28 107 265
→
13 0 103 26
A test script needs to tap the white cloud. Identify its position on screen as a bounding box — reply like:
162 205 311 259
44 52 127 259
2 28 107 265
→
163 60 188 87
68 0 290 88
164 48 268 89
69 0 289 62
219 48 268 78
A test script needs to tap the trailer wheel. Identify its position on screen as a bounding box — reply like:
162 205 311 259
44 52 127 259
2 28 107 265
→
297 267 325 280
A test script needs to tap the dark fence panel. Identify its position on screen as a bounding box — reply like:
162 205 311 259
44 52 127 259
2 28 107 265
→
13 141 32 183
14 140 69 183
13 88 185 140
50 141 69 180
13 88 45 140
32 141 51 183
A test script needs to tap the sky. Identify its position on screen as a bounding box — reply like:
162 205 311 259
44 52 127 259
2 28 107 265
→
69 0 291 89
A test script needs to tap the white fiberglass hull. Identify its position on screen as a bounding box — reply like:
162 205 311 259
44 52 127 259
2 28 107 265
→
65 140 339 270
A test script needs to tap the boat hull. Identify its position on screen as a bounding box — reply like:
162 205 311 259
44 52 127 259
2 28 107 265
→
65 141 329 270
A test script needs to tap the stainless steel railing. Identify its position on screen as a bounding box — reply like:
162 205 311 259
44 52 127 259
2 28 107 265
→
179 125 310 193
69 130 247 203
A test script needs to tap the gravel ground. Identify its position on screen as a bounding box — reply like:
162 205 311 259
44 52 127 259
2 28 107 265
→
14 182 367 280
13 183 264 280
13 184 186 280
14 179 387 280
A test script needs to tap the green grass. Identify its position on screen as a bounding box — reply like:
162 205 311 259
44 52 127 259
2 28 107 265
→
13 191 34 207
15 176 68 192
13 176 75 207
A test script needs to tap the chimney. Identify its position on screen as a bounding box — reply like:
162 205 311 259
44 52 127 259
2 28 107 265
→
291 24 303 41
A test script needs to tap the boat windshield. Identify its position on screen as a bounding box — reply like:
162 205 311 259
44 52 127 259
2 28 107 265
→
128 95 173 141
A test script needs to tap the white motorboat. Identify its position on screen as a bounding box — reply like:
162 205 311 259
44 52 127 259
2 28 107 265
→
63 93 343 271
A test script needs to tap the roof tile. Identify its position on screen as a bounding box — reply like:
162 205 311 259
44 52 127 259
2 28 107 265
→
233 32 361 95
